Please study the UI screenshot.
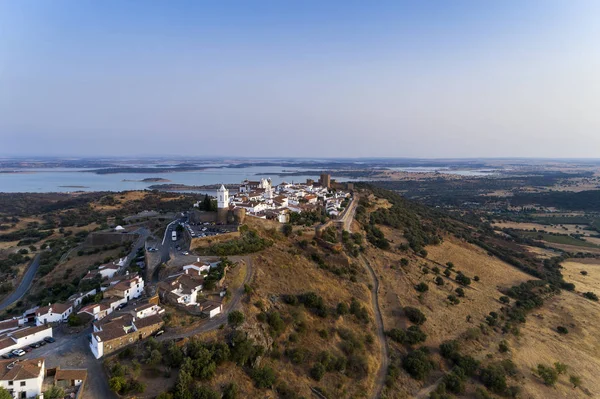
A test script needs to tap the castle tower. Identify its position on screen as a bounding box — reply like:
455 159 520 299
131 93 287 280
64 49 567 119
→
217 184 229 209
217 185 229 223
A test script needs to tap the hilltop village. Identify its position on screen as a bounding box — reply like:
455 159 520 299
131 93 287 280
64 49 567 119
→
199 173 353 225
0 173 357 398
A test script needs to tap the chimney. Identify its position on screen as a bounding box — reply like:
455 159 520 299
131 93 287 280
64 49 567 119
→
37 360 42 367
197 257 200 262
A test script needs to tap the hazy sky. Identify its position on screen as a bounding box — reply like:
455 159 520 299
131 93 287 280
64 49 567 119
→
1 1 599 158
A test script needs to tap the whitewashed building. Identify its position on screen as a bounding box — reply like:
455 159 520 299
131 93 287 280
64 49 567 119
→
35 303 73 326
0 357 45 399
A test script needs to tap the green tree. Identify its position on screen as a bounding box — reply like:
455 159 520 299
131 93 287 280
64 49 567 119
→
404 307 427 325
499 296 510 304
228 310 245 327
282 224 293 237
569 375 581 388
310 362 326 381
0 387 11 399
554 362 568 375
146 349 163 368
415 282 429 293
109 376 127 393
45 386 66 399
222 382 238 399
537 364 558 386
252 366 276 388
435 276 444 286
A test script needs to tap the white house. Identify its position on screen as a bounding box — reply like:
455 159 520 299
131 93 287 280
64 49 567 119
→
0 357 45 399
132 303 164 319
104 275 145 302
78 303 112 321
183 261 211 276
35 303 73 326
198 301 222 318
158 273 204 306
0 325 53 356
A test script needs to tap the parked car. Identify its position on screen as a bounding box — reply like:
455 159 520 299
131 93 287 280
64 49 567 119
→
117 303 127 310
44 337 55 343
29 342 41 349
11 349 25 357
39 341 46 346
182 251 189 255
2 353 14 359
153 330 165 337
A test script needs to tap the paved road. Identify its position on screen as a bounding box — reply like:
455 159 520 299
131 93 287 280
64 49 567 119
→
338 195 358 232
0 254 41 311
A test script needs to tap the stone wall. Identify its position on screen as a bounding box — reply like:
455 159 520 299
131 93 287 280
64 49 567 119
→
102 321 163 357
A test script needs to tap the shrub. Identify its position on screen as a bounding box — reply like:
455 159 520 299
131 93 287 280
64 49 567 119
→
252 366 276 388
402 348 434 380
400 258 409 267
336 302 349 315
432 266 440 274
443 372 465 394
455 272 471 286
583 292 598 301
480 365 507 394
435 276 444 286
310 362 326 381
222 383 238 399
537 364 558 386
455 287 465 297
569 375 581 388
228 310 245 327
404 307 427 325
580 270 588 276
498 340 509 353
447 295 460 305
499 296 510 304
439 340 460 360
446 262 454 269
443 269 451 277
474 275 480 282
554 362 568 375
415 282 429 293
557 326 568 334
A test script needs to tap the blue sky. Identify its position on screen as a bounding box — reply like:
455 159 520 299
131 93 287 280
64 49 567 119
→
1 1 599 157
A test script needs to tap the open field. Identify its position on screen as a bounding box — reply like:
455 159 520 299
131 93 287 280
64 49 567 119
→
518 231 599 249
493 222 588 235
508 290 600 398
561 259 600 295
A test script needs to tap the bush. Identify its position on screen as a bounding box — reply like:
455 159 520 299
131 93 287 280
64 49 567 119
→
498 340 509 353
447 295 460 305
480 366 507 394
456 272 471 286
404 307 427 325
537 364 558 386
435 276 444 286
282 224 293 237
415 282 429 293
402 348 434 380
439 340 460 360
583 292 598 301
443 269 451 277
455 287 465 297
499 296 510 304
222 383 238 399
557 326 568 334
336 302 349 315
310 362 326 381
400 258 409 267
474 275 480 282
554 362 568 375
252 366 277 388
569 375 581 388
228 310 245 327
443 372 465 394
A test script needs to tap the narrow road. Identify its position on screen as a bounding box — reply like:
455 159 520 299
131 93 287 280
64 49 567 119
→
339 194 389 399
0 254 41 311
359 254 389 399
158 256 253 341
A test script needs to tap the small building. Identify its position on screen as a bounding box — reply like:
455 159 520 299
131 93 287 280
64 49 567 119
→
54 368 87 388
78 303 112 321
35 303 73 326
103 275 145 302
157 273 204 307
0 320 19 335
0 357 45 399
132 303 164 319
89 314 163 359
183 261 211 276
197 301 222 319
10 325 53 347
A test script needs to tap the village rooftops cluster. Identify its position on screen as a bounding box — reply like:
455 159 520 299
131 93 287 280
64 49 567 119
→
217 174 352 222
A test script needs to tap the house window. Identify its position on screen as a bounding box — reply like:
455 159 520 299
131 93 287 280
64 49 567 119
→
20 381 25 386
8 381 13 386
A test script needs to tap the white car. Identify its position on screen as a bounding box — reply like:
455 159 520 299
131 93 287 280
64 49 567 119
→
182 251 189 255
12 349 25 357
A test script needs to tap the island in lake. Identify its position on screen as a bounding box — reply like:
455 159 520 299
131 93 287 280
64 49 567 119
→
121 178 172 183
147 183 240 191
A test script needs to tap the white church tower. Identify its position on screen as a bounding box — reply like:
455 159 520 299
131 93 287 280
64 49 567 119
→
217 184 229 209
